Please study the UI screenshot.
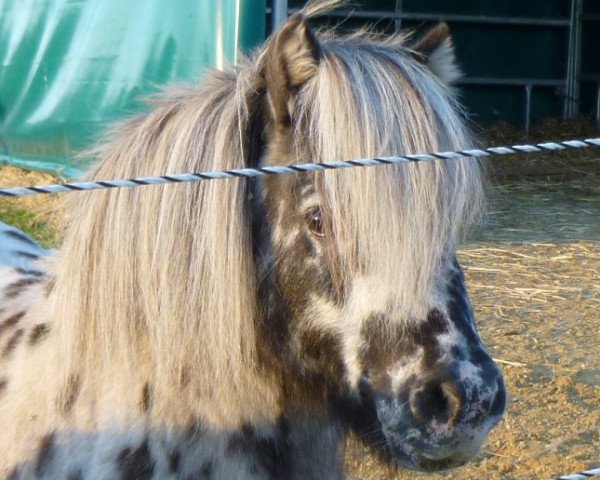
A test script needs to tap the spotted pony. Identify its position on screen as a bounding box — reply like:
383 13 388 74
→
0 1 505 478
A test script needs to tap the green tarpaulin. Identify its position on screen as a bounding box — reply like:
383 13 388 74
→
0 0 265 178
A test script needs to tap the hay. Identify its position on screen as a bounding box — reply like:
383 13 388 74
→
471 177 600 244
461 242 600 308
478 117 600 179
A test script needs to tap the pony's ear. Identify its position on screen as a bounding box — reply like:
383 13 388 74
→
411 23 460 85
262 14 321 130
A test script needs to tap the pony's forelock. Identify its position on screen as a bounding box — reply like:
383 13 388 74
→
293 34 483 317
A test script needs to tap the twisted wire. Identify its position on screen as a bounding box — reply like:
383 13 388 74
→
550 466 600 480
1 138 599 197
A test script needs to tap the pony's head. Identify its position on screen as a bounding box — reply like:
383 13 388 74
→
256 5 505 471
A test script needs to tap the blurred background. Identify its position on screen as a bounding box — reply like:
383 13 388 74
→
0 0 598 177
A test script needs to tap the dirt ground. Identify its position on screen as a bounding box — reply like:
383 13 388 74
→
0 166 599 480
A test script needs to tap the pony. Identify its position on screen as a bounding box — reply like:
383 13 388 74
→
0 1 505 478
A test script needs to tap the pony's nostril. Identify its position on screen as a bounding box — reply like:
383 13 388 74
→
489 378 507 417
440 380 464 425
410 380 464 426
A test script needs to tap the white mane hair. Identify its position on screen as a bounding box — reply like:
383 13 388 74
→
46 67 278 429
39 0 482 431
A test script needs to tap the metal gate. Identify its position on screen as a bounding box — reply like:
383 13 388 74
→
270 0 600 131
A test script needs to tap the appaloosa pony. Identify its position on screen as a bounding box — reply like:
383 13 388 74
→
0 1 505 478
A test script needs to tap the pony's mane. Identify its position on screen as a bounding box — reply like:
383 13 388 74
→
43 0 482 426
48 65 276 427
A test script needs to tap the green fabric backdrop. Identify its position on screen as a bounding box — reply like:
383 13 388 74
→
0 0 265 178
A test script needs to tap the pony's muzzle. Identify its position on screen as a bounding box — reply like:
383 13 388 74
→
375 357 506 471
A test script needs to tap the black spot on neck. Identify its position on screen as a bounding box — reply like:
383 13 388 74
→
58 375 81 416
2 328 24 358
0 311 27 336
117 439 155 480
226 420 292 479
29 323 50 345
14 250 40 260
3 229 40 247
4 277 43 299
35 432 56 477
140 383 152 414
168 450 181 474
15 267 46 278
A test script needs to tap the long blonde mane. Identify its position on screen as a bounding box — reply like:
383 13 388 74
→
43 0 482 427
48 66 276 427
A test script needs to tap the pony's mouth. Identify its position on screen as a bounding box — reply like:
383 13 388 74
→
414 452 469 471
336 374 502 472
382 433 475 472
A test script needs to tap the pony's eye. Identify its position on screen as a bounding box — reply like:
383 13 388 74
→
306 208 324 237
